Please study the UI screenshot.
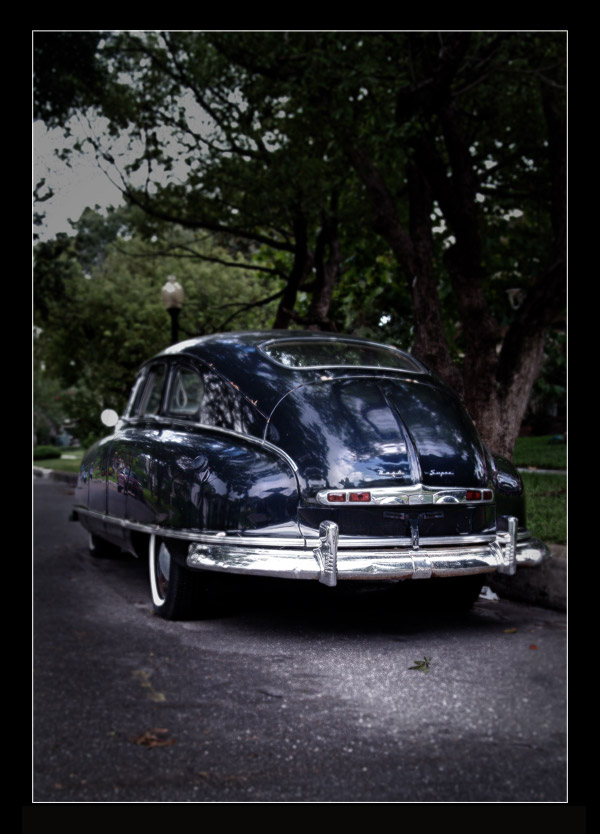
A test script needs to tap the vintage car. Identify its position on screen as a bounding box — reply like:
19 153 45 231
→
73 331 549 619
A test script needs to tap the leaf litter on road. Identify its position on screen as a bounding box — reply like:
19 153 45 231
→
130 728 175 748
408 656 432 673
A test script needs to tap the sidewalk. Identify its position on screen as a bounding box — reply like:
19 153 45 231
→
518 467 567 475
34 467 566 612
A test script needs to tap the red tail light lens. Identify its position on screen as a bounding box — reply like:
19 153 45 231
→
349 492 371 502
327 492 346 502
483 490 493 500
465 490 481 501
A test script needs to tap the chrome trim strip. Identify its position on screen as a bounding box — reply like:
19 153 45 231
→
74 506 306 546
75 506 497 549
316 484 494 506
333 533 496 547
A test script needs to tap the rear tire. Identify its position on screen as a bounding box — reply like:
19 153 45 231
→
149 535 204 620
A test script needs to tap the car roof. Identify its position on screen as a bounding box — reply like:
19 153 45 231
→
151 331 429 417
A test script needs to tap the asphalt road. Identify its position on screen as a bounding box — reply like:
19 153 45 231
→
33 479 566 803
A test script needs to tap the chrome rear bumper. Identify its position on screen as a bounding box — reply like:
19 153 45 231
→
186 517 550 586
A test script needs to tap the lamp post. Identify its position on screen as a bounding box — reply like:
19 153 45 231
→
161 276 185 345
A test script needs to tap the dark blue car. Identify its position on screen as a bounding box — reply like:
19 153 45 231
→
74 331 548 619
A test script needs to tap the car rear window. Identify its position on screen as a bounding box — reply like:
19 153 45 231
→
260 339 422 371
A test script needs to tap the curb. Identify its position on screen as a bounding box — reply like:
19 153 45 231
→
518 468 567 475
34 466 78 485
34 467 566 612
488 544 566 612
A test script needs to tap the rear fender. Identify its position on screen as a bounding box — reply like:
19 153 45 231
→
109 425 300 534
490 454 526 528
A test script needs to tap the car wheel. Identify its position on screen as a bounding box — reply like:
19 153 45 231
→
149 534 203 620
88 534 122 559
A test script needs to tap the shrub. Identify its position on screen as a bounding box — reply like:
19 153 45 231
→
33 445 61 460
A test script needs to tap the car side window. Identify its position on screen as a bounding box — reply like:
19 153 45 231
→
137 364 167 416
129 360 263 435
167 367 205 419
124 372 147 418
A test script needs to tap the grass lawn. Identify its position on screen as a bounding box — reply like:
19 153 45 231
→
521 472 566 545
513 434 566 470
513 436 566 543
33 448 85 473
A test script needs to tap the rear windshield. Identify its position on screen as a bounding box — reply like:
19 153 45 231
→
260 339 423 371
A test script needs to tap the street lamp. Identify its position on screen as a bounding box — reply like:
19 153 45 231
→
161 276 185 345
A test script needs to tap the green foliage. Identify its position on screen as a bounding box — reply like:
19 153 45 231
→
71 205 137 273
513 436 566 470
34 209 282 445
525 331 566 432
521 473 566 544
33 235 81 322
33 445 62 460
33 31 107 125
33 368 74 445
333 251 414 347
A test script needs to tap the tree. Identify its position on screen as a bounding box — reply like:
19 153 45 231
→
34 31 566 457
34 208 282 445
329 32 565 455
34 31 107 125
208 32 566 455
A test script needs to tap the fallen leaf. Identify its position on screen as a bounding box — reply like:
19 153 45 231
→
131 668 166 702
408 656 432 673
504 627 517 634
131 730 175 748
529 645 538 650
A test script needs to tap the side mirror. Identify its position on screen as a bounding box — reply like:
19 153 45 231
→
100 409 120 428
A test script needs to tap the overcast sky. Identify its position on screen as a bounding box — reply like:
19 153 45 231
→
34 119 124 241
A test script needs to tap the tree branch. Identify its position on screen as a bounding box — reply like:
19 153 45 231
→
113 243 287 278
215 289 285 331
123 187 296 253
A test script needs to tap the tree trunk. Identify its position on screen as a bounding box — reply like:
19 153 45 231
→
273 213 313 329
306 209 341 331
491 330 547 457
347 146 463 394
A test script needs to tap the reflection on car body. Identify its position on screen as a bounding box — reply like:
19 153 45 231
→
73 331 549 619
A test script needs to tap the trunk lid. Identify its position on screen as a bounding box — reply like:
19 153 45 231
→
266 376 489 497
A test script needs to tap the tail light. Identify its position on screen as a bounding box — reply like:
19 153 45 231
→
349 492 371 502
